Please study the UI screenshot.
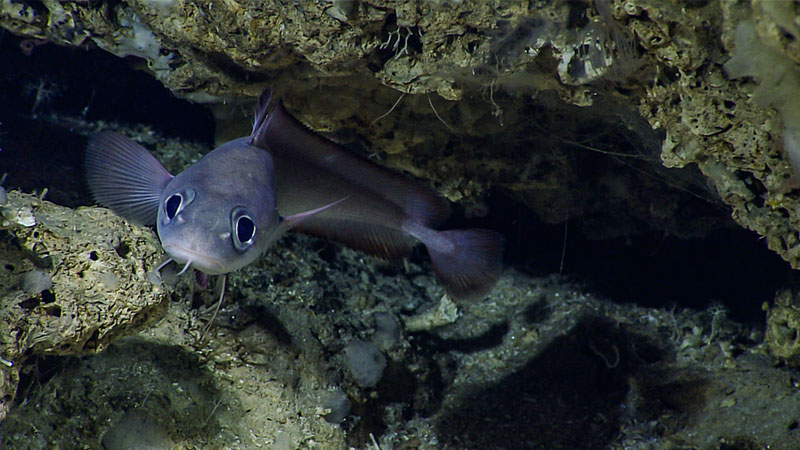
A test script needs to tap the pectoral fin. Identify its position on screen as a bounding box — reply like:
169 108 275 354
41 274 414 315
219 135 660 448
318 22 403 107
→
85 131 173 226
280 196 348 231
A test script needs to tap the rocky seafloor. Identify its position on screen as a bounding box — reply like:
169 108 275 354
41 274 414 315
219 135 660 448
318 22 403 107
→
4 1 800 449
3 182 798 449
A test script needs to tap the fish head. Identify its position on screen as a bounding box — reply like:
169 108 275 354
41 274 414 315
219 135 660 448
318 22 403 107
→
156 139 281 275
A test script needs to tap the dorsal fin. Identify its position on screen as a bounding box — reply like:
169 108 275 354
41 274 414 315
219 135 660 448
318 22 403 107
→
249 88 273 146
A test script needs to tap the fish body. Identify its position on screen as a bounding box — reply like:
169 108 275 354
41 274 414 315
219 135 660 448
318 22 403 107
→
86 89 504 297
156 138 281 274
252 94 504 298
86 134 286 274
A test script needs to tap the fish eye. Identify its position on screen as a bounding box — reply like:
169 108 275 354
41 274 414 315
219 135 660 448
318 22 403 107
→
165 194 182 219
231 206 256 252
237 217 255 242
163 189 196 222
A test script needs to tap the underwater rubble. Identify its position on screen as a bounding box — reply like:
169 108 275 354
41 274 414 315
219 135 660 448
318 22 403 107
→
4 0 800 448
2 194 800 447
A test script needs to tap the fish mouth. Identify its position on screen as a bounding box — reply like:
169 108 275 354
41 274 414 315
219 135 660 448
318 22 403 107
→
162 244 227 275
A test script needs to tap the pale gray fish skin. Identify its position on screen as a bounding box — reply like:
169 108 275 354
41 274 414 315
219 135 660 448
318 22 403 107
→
86 133 283 275
156 137 281 275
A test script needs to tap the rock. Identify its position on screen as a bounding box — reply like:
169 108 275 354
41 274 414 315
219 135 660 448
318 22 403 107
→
0 191 168 420
343 340 387 388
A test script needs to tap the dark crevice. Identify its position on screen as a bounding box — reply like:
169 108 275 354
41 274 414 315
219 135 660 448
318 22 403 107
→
410 322 510 354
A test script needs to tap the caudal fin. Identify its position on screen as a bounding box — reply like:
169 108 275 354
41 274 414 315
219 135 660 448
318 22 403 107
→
425 229 504 299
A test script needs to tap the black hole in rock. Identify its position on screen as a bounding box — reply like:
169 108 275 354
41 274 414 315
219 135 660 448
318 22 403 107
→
83 329 101 351
4 264 13 271
41 289 56 303
789 420 800 431
114 241 130 258
189 291 204 310
412 322 509 354
404 26 423 55
89 251 98 261
348 398 388 448
45 303 61 317
19 297 40 310
523 300 550 324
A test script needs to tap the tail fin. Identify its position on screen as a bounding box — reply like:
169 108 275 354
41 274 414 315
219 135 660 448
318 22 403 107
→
425 229 505 299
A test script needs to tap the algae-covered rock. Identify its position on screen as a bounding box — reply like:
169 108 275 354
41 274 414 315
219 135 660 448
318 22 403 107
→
0 190 168 420
0 0 730 242
765 288 800 366
0 335 347 449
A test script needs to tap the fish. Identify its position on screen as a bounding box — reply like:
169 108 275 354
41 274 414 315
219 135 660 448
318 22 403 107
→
85 130 338 278
250 90 504 298
85 89 504 299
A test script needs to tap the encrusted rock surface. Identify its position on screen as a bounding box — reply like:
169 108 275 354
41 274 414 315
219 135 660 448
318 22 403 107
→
0 191 168 420
4 0 800 448
3 0 782 245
